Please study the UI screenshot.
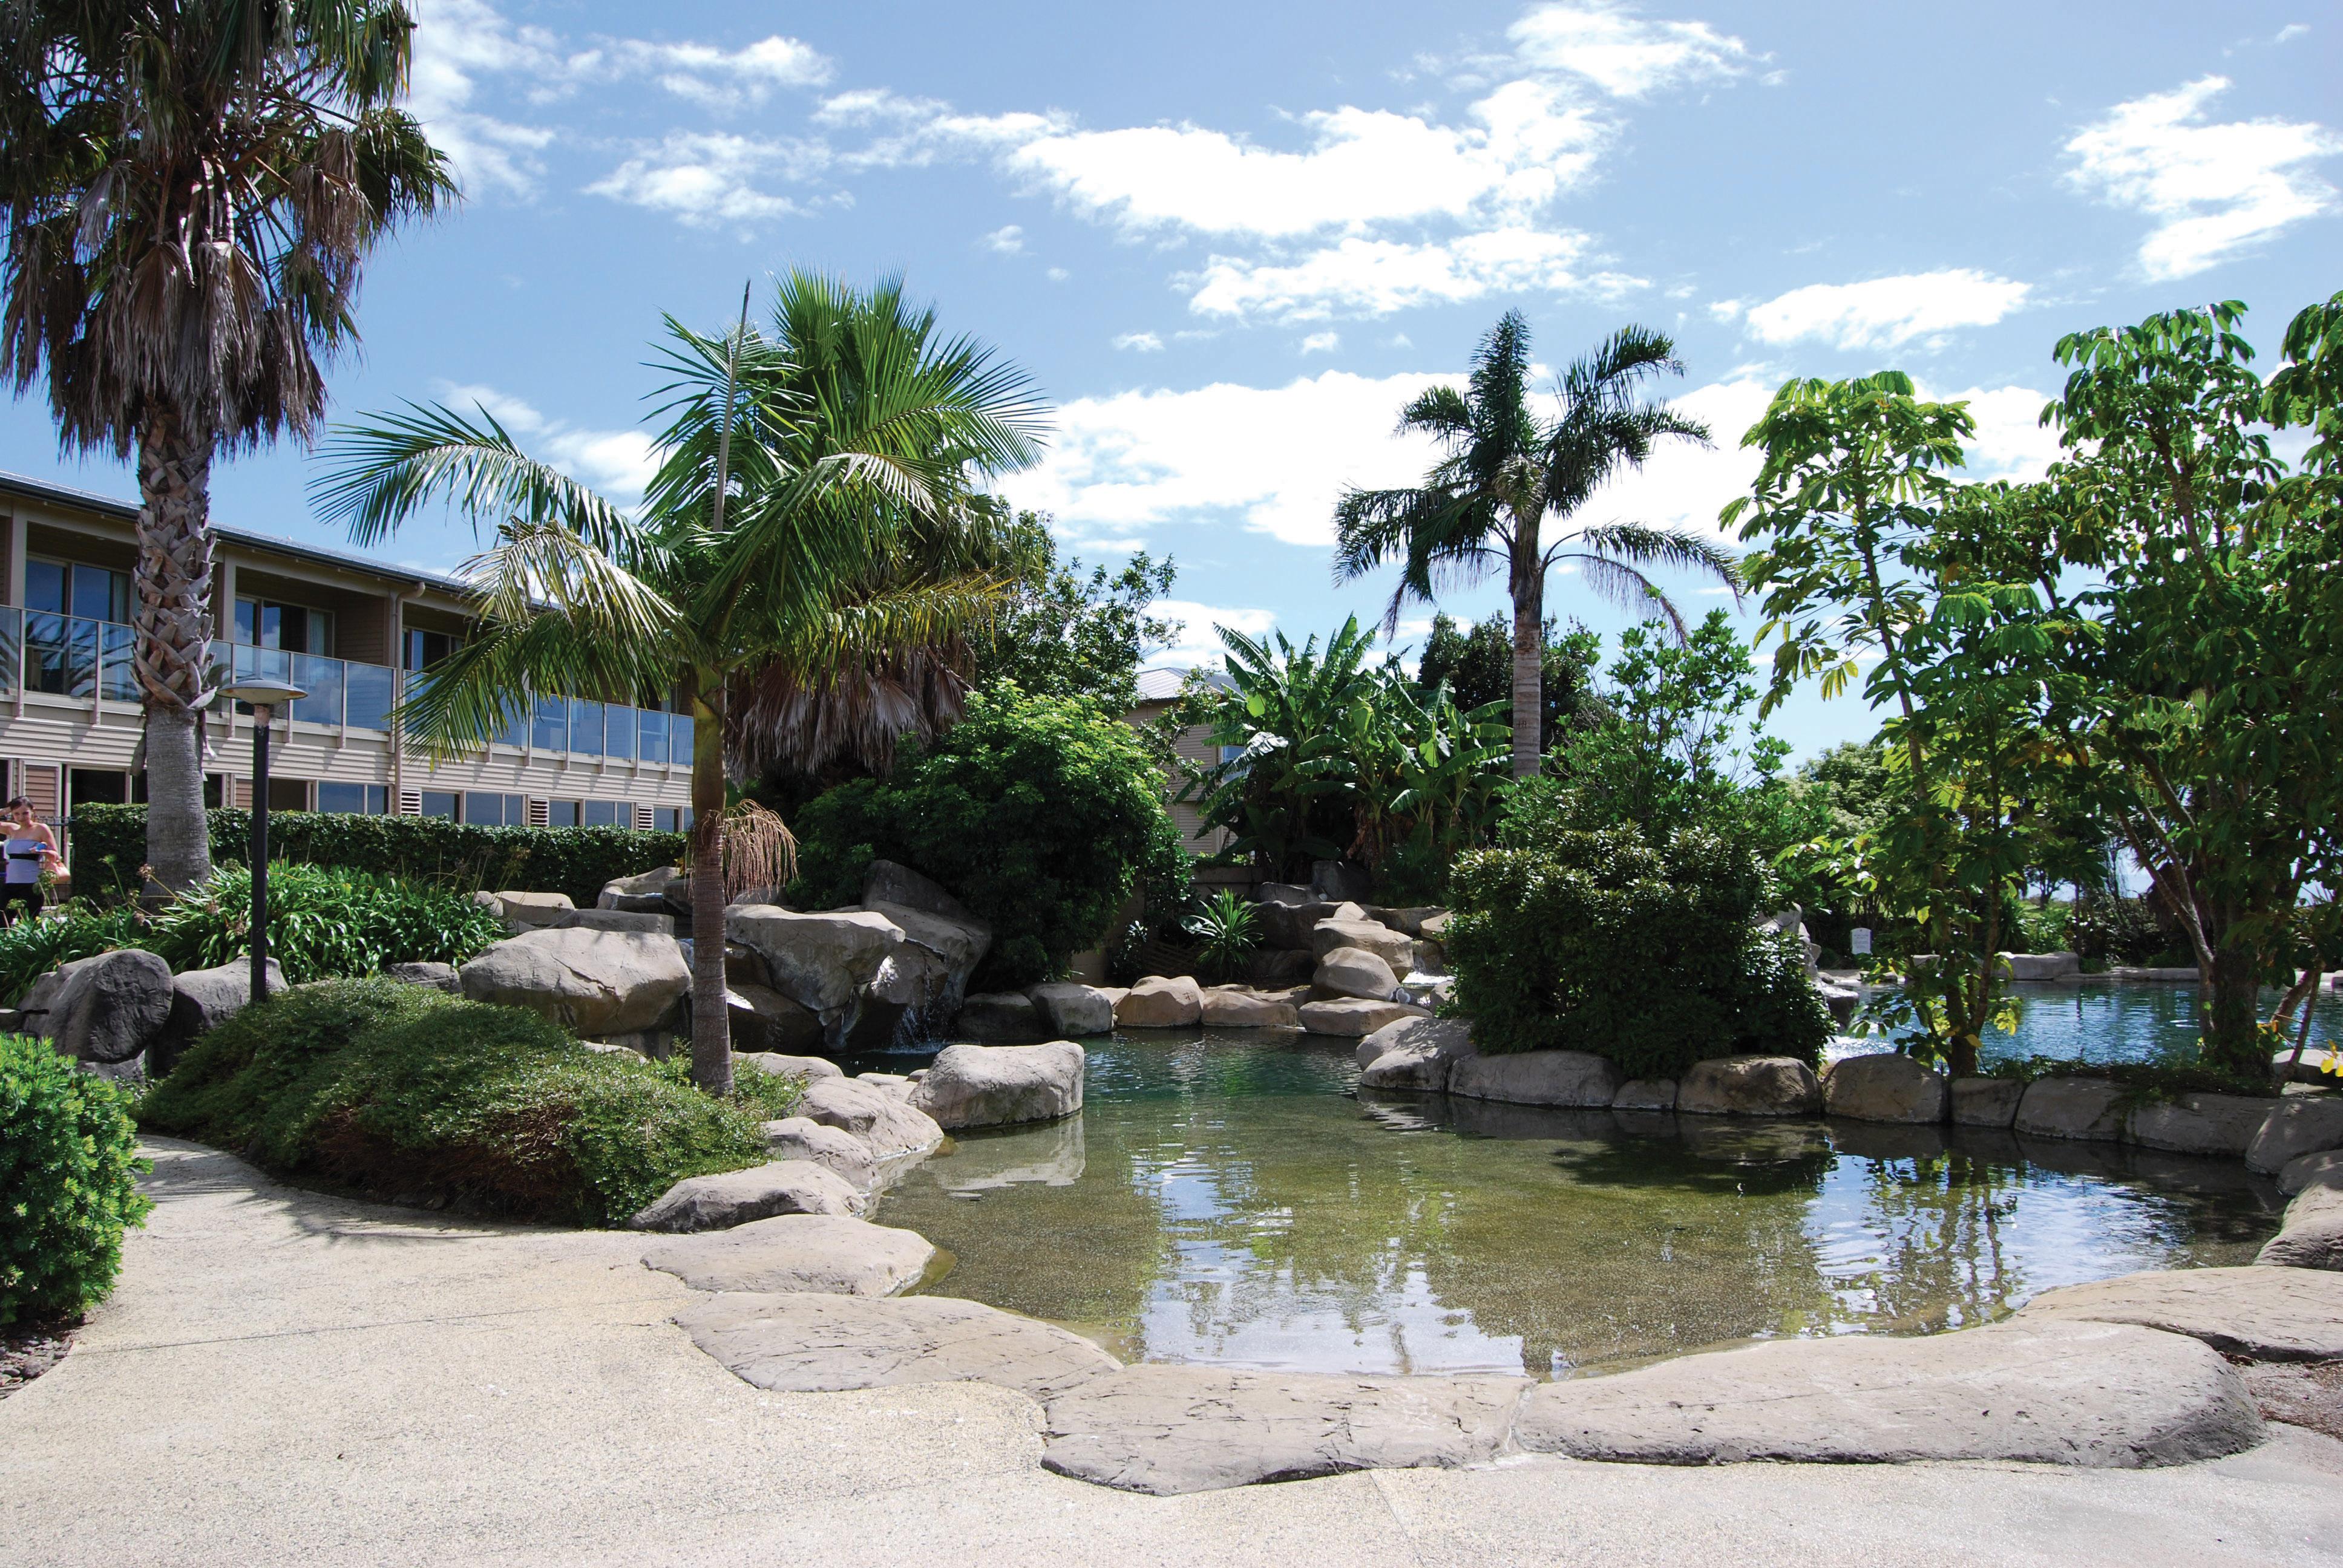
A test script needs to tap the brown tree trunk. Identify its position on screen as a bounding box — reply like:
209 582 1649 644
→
687 678 733 1094
1509 523 1544 781
133 412 218 894
2201 930 2264 1078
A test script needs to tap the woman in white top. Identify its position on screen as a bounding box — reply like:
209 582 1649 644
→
1 797 61 926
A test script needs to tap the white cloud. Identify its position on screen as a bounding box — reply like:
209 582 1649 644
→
1007 370 1457 546
1112 332 1165 352
1184 227 1634 321
2275 24 2310 44
407 0 563 194
1943 384 2063 480
1507 1 1757 99
1740 269 2032 351
1145 601 1279 668
585 133 824 226
439 382 660 500
1299 332 1342 354
1046 267 1072 282
1706 298 1744 321
981 224 1026 255
591 35 833 109
2065 76 2342 279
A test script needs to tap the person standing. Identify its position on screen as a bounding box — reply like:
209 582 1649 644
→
1 797 61 926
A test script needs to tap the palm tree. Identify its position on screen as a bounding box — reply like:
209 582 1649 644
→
0 1 454 889
312 273 1044 1093
1334 312 1734 779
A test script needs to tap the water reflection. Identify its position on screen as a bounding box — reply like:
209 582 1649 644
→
861 1028 2282 1378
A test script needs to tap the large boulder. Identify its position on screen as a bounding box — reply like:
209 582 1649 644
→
628 1159 865 1231
1312 946 1398 1001
25 949 174 1076
639 1213 939 1296
2258 1177 2343 1271
1029 982 1114 1036
1297 997 1426 1037
149 957 286 1076
1823 1053 1947 1124
458 929 690 1036
2273 1047 2343 1085
857 900 993 1047
678 1292 1118 1400
1363 905 1444 939
381 960 460 993
2017 1266 2343 1362
1513 1318 2258 1467
2126 1093 2281 1157
1309 918 1413 971
907 1041 1085 1129
1951 1076 2023 1128
2005 950 2082 981
550 907 673 936
1198 988 1299 1029
1676 1055 1824 1117
1256 899 1342 953
1115 975 1202 1028
597 865 689 917
955 992 1047 1044
2014 1077 2126 1141
798 1075 946 1160
724 906 903 1051
1447 1050 1621 1108
2279 1149 2343 1196
726 982 825 1054
859 860 971 923
1355 1015 1475 1091
2246 1097 2343 1175
759 1116 877 1191
732 1051 844 1082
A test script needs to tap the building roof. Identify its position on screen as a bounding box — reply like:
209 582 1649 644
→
1135 665 1234 703
0 469 480 599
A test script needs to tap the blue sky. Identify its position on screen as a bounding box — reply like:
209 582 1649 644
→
3 0 2338 764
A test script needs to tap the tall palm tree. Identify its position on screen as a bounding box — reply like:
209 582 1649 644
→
1 1 454 889
1334 312 1734 779
313 273 1045 1093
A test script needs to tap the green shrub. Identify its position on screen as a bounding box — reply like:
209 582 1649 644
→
68 805 684 909
0 905 141 1009
1446 781 1832 1078
139 979 770 1226
1 1034 151 1324
790 685 1187 988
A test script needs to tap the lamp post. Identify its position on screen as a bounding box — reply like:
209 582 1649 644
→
218 676 306 1006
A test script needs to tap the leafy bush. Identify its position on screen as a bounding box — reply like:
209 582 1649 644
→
1183 889 1260 983
1 1034 151 1324
0 906 141 1010
139 979 771 1226
68 805 684 909
791 685 1187 988
1446 780 1832 1079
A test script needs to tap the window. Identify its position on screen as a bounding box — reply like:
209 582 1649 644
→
403 627 459 671
316 783 388 815
26 558 132 623
418 791 459 820
604 705 634 761
637 708 667 764
235 596 334 656
582 799 629 828
464 792 527 826
545 800 580 828
532 694 568 753
569 700 603 757
652 806 679 833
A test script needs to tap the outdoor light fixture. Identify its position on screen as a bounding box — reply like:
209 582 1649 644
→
217 677 306 1006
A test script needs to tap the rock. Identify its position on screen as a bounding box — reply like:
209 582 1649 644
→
1355 1016 1475 1091
1116 975 1203 1028
2017 1266 2343 1361
1297 997 1427 1037
1447 1050 1622 1108
680 1291 1115 1400
2014 1076 2127 1141
1243 948 1317 984
2005 951 2082 981
1513 1318 2258 1467
1613 1078 1677 1111
1256 899 1343 953
2279 1149 2343 1196
458 929 691 1036
859 860 972 922
2272 1047 2343 1085
733 1051 844 1082
2257 1210 2343 1271
1313 946 1399 1001
1256 881 1315 907
759 1117 876 1189
955 991 1047 1044
629 1159 865 1231
381 960 459 993
1823 1053 1947 1124
724 905 903 1035
1309 860 1374 904
1815 977 1862 1028
150 958 287 1076
907 1041 1085 1129
597 865 688 916
491 890 575 929
1309 918 1414 971
551 907 674 936
1040 1365 1529 1495
2127 1093 2281 1157
1198 988 1300 1028
1363 906 1444 939
640 1214 940 1296
2246 1097 2343 1175
1951 1076 2024 1128
1676 1056 1824 1117
859 900 993 1046
799 1075 947 1160
25 949 174 1074
726 983 825 1054
1028 982 1114 1037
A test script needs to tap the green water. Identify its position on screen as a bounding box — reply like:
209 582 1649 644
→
860 1028 2284 1377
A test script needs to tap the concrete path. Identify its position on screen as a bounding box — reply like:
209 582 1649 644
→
2 1138 2339 1568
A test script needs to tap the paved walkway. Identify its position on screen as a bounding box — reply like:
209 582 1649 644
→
4 1138 2341 1567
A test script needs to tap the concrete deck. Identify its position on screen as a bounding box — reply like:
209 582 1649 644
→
4 1138 2341 1567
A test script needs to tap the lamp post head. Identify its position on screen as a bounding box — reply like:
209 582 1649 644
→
219 677 307 714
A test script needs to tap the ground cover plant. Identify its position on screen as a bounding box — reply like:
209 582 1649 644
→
138 979 779 1226
1 1033 151 1324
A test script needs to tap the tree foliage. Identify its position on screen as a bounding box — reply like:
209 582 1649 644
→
1 1031 150 1324
1415 612 1604 753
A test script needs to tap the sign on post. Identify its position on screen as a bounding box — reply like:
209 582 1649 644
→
1850 927 1873 956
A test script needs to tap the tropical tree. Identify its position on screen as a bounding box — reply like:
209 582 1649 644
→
0 0 454 890
1334 311 1732 778
313 273 1044 1092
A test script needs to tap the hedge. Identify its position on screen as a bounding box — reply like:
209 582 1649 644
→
2 1032 151 1324
69 805 685 909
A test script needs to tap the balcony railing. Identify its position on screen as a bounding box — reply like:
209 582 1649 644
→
0 607 690 766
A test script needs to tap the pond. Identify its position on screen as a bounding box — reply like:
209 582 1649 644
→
853 1006 2289 1380
1979 978 2343 1069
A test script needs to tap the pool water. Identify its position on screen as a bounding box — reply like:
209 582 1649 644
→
1979 979 2343 1069
856 1016 2286 1379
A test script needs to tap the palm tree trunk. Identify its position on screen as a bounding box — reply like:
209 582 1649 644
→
687 677 734 1094
1509 522 1544 780
132 411 218 894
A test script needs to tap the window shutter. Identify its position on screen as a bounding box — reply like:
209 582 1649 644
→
634 804 655 830
397 788 422 817
526 797 549 828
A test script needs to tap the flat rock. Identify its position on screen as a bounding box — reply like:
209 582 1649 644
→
1199 988 1300 1028
598 865 688 916
640 1213 940 1296
1256 899 1342 953
2246 1097 2343 1175
459 928 690 1036
551 907 674 935
1823 1052 1946 1123
1514 1318 2258 1467
2279 1149 2343 1196
492 890 574 928
1299 996 1427 1037
799 1075 946 1160
2273 1047 2343 1085
2128 1093 2281 1157
759 1116 877 1189
1115 975 1202 1028
1309 918 1414 971
733 1050 844 1082
2017 1266 2343 1361
1029 981 1114 1036
2258 1213 2343 1271
908 1040 1084 1129
677 1291 1117 1400
1612 1077 1676 1111
379 959 457 993
1951 1076 2023 1128
1314 946 1398 1001
1040 1365 1529 1495
1677 1056 1823 1117
955 991 1047 1044
1448 1050 1622 1108
1363 905 1444 939
629 1160 865 1231
1355 1015 1475 1089
2014 1076 2126 1141
2005 951 2081 980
